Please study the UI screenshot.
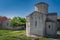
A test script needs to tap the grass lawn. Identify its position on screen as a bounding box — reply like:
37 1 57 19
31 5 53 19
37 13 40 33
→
0 30 53 40
0 30 31 40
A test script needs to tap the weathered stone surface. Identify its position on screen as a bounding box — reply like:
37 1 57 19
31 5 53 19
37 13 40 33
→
26 2 57 37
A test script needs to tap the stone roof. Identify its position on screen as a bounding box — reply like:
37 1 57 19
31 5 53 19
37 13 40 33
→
26 11 47 17
45 18 55 22
35 2 48 6
26 11 37 17
47 13 57 15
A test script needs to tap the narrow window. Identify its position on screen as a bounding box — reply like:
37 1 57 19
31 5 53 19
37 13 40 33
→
41 14 43 20
39 17 40 19
49 25 50 29
35 21 37 27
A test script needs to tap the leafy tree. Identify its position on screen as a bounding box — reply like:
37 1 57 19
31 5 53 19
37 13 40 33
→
9 17 26 27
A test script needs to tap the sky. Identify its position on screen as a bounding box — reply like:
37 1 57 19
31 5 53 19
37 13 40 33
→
0 0 60 18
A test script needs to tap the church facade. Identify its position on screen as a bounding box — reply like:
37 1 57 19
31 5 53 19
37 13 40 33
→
26 2 57 37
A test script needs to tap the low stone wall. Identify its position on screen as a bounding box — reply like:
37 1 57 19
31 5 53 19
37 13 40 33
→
1 26 25 30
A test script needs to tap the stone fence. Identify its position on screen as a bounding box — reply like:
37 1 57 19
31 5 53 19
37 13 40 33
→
0 26 25 30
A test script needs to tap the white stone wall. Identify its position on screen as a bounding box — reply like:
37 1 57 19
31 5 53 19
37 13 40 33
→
53 22 57 34
46 22 57 35
26 12 57 37
30 12 46 36
26 16 31 36
46 14 57 36
46 22 53 35
26 2 57 37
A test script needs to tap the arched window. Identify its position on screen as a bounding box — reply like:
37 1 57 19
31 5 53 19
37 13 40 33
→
35 21 37 27
39 17 40 19
49 25 50 29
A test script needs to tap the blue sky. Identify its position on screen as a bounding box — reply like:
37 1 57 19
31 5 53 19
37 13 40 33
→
0 0 60 18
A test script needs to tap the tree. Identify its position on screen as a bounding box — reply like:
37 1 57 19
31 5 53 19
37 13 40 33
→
9 17 26 27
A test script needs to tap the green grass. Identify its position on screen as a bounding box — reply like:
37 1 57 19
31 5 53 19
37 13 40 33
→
0 30 32 40
0 30 53 40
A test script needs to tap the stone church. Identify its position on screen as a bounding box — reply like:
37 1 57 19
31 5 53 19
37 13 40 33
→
26 2 57 37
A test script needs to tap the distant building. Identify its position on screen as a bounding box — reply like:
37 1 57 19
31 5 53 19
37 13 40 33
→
0 16 11 23
26 2 57 37
0 16 11 29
